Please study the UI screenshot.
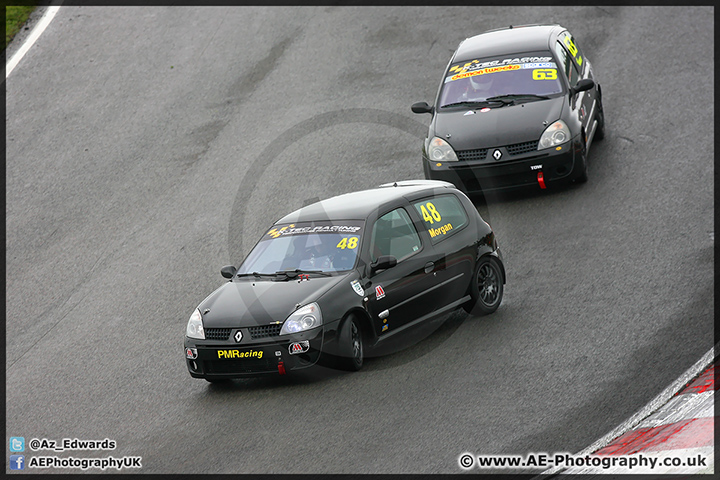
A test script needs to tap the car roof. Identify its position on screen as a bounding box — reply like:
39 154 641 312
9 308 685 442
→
275 180 457 224
453 24 564 63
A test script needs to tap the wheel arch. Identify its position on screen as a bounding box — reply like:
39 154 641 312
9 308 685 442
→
482 252 506 285
475 243 506 285
339 307 375 346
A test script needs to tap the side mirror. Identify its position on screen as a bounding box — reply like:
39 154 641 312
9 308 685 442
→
411 101 434 114
220 265 237 279
370 255 397 274
570 78 594 96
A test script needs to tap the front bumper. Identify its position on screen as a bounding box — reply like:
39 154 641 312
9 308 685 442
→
424 137 582 193
185 324 331 379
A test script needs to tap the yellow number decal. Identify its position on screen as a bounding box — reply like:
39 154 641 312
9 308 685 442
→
563 36 577 56
563 36 583 66
336 237 358 249
421 202 442 224
532 68 557 80
427 203 442 222
420 205 433 224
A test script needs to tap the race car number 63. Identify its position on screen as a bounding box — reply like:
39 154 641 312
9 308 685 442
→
532 68 557 80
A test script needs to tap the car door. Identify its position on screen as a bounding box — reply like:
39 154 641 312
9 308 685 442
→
362 206 443 338
409 193 475 312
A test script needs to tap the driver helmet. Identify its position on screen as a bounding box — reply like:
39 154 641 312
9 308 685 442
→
469 72 494 93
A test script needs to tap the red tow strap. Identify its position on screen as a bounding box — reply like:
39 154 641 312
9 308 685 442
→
537 171 546 189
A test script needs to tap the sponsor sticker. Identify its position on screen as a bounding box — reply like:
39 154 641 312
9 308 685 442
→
288 341 310 355
375 285 385 300
217 349 263 359
266 223 362 239
351 280 364 296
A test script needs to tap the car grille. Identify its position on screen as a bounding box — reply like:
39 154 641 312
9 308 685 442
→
249 324 283 339
456 140 538 161
457 148 488 161
205 328 231 340
205 324 283 341
506 140 539 156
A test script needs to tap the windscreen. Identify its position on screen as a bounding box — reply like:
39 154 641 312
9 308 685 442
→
238 221 365 274
438 51 563 107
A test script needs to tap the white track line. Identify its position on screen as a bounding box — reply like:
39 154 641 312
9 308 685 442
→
6 3 62 79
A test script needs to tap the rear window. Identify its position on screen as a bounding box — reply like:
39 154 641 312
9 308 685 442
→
438 51 563 107
412 195 468 243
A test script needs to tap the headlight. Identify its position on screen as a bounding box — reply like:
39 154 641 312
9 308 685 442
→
186 309 205 339
280 303 323 335
538 120 570 149
426 136 458 162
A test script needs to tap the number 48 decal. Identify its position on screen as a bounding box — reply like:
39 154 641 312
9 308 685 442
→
420 202 442 224
336 237 358 249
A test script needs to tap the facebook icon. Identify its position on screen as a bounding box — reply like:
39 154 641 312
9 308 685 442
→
10 455 25 470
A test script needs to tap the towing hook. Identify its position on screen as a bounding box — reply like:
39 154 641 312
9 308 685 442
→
537 171 547 189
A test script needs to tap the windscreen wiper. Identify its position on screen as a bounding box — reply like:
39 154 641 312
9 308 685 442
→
236 272 275 278
274 269 333 280
485 94 550 105
441 100 505 108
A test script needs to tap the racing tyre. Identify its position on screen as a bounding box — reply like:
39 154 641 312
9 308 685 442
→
594 103 605 141
574 136 588 184
339 315 364 371
464 256 503 316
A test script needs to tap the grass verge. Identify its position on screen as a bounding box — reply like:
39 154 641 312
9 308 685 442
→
5 6 37 51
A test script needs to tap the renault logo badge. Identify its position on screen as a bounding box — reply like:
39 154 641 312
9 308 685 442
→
234 330 243 343
493 149 502 160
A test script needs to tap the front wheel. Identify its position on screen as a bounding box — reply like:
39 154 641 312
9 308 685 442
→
339 316 364 371
464 256 504 316
594 104 605 141
574 136 588 183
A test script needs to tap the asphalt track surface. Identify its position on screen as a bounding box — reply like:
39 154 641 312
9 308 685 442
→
5 6 714 474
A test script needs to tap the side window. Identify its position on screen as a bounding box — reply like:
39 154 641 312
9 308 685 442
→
412 195 468 244
560 31 585 71
370 208 422 263
555 41 579 86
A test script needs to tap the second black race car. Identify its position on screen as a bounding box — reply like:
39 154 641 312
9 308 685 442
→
412 24 605 193
184 180 505 381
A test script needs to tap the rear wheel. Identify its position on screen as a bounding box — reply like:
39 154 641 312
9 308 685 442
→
464 256 503 316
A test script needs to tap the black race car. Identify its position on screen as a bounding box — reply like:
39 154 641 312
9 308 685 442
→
185 180 505 381
412 24 604 193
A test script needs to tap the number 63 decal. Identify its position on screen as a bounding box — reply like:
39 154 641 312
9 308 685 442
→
532 68 557 80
